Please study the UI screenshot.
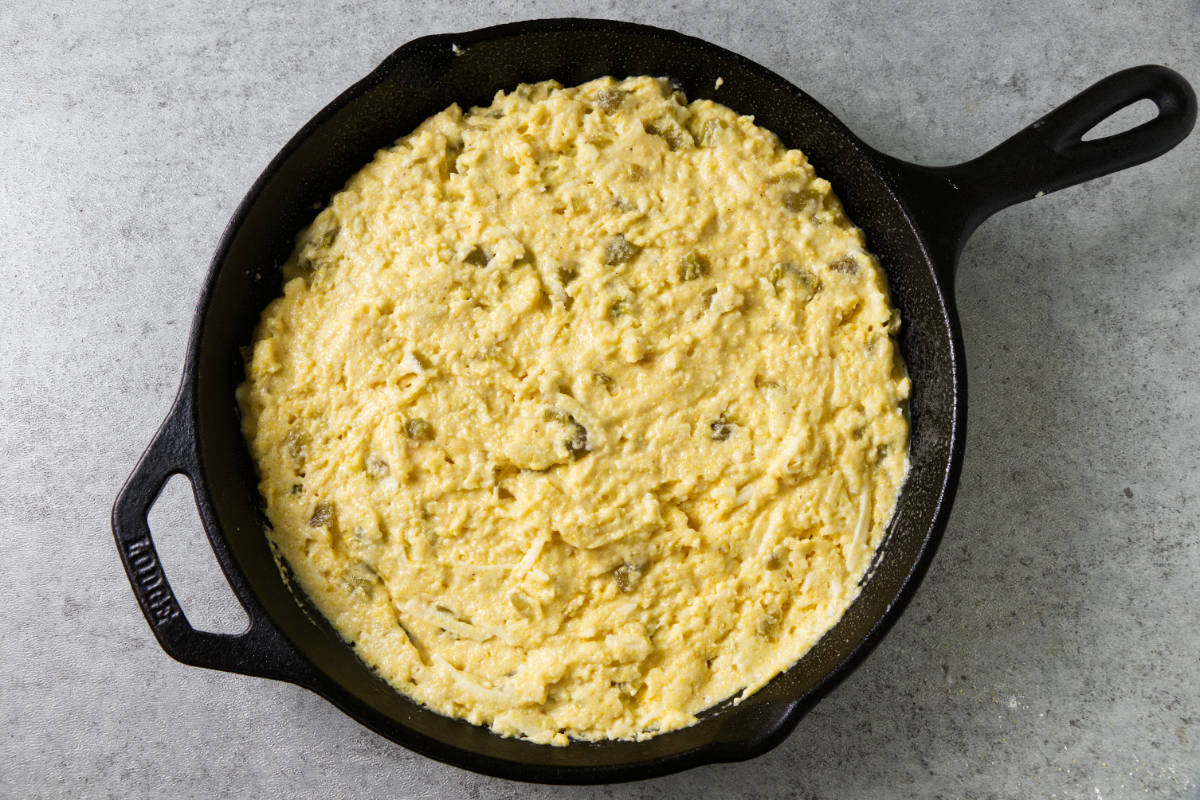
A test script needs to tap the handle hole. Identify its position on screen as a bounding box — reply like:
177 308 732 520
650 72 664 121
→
1081 98 1160 141
148 475 251 635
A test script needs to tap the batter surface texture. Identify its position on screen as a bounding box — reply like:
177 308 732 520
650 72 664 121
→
239 76 910 745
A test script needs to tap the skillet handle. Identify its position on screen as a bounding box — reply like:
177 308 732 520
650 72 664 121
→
112 394 310 683
953 64 1196 223
888 65 1196 274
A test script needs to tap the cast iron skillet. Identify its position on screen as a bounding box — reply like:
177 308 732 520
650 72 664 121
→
112 18 1196 784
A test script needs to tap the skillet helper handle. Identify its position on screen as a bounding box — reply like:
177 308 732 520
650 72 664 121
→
951 64 1197 227
112 396 307 683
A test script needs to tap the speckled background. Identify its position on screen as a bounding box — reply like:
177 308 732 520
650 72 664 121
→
2 1 1198 798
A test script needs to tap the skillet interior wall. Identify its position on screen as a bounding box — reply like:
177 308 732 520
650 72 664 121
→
192 23 959 768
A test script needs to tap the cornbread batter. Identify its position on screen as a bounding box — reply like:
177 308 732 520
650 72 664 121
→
238 77 910 745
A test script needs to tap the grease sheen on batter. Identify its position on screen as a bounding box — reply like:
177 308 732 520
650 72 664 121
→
239 77 911 745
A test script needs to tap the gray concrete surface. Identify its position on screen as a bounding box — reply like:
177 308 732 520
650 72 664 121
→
2 1 1198 797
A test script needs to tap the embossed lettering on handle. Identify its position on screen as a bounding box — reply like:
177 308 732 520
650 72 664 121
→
123 535 182 626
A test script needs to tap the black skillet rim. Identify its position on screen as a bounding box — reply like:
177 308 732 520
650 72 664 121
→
172 17 967 784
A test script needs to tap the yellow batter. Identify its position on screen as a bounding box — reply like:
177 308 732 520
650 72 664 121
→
238 76 910 745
